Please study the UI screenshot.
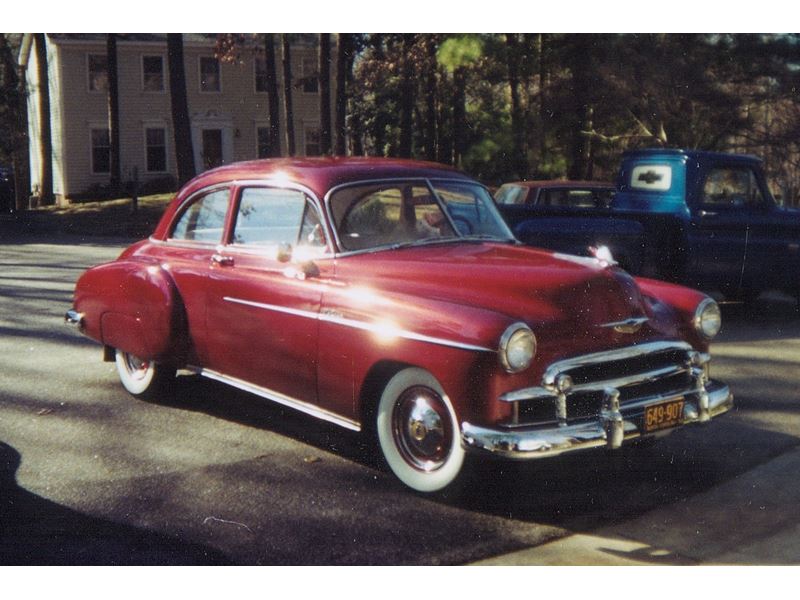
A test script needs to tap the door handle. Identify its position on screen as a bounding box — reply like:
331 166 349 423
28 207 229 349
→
211 254 234 267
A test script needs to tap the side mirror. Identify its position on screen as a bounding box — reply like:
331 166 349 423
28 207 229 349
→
276 242 293 263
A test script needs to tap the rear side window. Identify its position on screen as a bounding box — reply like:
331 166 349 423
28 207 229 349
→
232 187 328 258
170 188 230 242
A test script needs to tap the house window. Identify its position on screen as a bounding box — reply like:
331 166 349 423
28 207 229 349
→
88 54 108 92
257 126 271 158
304 125 321 156
142 55 164 92
301 57 318 94
200 56 221 92
91 128 110 173
255 57 268 93
145 127 167 173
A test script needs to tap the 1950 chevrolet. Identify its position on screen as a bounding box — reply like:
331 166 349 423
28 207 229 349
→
66 158 732 493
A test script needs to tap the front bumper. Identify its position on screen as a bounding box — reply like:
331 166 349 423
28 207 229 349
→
461 379 732 459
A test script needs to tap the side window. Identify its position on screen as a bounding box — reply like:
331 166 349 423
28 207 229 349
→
701 168 764 208
495 185 525 205
232 188 327 257
170 189 230 243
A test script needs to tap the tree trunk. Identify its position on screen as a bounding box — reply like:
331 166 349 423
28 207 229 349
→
34 33 53 205
371 34 386 156
398 34 415 158
334 34 350 156
106 34 121 188
0 33 29 211
538 33 548 169
166 34 196 185
263 34 282 157
344 37 363 155
452 66 466 167
282 35 296 156
505 33 527 179
424 36 438 162
319 34 332 155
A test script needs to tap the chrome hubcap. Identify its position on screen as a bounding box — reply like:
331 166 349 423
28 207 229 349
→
392 386 452 472
124 354 150 380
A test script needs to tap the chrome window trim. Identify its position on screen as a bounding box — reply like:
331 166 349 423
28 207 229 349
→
229 184 334 255
223 296 495 354
323 177 506 257
164 179 333 255
188 366 361 431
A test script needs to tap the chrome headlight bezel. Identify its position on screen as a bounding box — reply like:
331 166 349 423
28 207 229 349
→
499 322 536 373
694 298 722 340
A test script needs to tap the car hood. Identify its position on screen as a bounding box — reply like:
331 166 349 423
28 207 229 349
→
336 242 654 333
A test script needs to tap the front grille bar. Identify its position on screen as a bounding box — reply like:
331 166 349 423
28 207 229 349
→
500 341 708 427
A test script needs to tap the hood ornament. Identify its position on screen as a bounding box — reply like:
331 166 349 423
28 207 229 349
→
600 317 649 334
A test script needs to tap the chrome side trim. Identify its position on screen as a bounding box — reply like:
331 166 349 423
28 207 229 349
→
223 296 495 353
462 380 733 459
190 366 361 432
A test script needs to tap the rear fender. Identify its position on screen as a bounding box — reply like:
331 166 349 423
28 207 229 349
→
74 259 188 363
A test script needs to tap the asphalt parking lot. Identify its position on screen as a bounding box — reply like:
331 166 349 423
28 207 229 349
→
1 232 799 565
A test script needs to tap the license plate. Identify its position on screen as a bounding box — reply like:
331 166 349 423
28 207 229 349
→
644 398 685 432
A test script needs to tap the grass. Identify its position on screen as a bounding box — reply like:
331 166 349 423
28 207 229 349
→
23 193 175 239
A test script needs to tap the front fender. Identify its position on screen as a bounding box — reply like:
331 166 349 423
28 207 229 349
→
73 259 188 362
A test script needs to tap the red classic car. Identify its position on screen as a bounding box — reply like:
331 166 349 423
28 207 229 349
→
66 158 732 493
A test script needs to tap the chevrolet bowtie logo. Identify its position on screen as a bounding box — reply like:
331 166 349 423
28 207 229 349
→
600 317 649 334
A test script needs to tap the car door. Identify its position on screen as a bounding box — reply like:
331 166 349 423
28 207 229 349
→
686 166 749 294
158 186 233 366
204 185 332 408
738 169 797 295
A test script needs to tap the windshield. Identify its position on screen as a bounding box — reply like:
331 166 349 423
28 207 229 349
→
329 179 515 252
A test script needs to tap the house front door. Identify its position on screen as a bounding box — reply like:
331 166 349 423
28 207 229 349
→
202 129 224 170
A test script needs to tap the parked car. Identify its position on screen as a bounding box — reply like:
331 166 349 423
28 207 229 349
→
494 180 644 272
66 158 732 493
494 180 616 209
497 149 800 304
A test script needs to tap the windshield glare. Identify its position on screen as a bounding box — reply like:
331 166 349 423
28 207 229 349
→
329 180 514 252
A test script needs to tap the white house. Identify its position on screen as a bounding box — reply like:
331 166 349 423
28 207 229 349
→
19 33 330 203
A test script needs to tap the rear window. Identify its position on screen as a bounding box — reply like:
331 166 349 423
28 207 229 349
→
630 165 672 191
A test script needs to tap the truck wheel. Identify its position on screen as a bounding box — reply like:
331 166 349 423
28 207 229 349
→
376 368 465 493
115 349 176 399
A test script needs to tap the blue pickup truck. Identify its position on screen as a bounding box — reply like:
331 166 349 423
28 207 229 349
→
496 148 800 304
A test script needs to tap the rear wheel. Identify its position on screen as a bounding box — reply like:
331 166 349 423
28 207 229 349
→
376 368 465 493
115 350 176 399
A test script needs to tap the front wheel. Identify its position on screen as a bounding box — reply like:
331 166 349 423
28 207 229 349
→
115 350 176 399
376 368 465 493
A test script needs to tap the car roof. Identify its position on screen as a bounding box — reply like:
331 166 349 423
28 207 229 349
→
500 180 614 190
179 157 475 201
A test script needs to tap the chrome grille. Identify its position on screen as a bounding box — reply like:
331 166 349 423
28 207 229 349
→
503 341 703 427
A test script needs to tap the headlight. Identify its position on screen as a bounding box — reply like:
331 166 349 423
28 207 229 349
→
694 298 722 339
499 323 536 373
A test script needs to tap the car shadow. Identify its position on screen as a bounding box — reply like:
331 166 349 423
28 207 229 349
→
149 372 798 538
0 440 231 565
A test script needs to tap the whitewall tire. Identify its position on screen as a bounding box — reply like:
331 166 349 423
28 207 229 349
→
115 350 175 399
376 368 465 493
